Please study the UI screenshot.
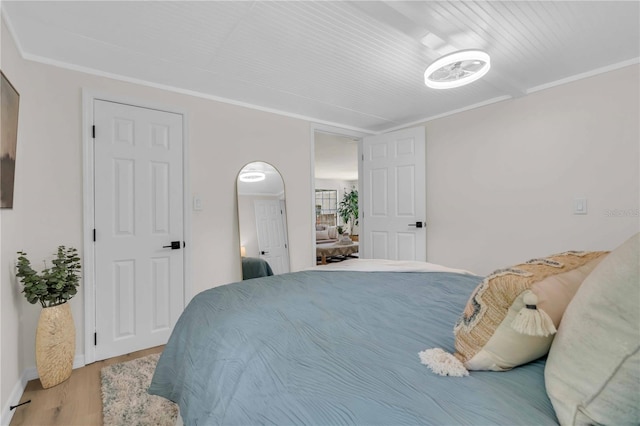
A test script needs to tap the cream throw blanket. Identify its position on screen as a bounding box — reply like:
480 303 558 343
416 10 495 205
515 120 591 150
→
306 258 475 275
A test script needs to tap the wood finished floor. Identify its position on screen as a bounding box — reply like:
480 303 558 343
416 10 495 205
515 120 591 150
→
9 345 164 426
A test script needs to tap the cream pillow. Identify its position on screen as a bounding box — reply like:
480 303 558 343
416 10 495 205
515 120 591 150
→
316 230 329 240
454 251 607 371
327 226 338 239
545 233 639 426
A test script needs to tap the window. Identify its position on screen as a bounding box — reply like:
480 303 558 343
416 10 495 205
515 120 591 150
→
315 189 337 226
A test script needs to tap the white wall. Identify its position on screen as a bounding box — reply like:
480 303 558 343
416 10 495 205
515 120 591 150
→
423 64 640 275
0 20 314 419
1 12 28 425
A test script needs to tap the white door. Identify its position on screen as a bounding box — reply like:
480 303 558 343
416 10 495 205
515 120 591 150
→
361 127 426 261
93 100 184 361
254 199 290 274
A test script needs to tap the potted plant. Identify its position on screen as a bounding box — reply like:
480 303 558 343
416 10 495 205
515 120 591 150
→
16 246 81 388
338 187 359 237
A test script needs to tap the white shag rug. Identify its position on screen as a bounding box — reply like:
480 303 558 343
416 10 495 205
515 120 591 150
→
101 352 178 426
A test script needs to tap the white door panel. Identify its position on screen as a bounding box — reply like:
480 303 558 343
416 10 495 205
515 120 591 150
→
94 100 184 361
254 199 290 275
362 127 426 261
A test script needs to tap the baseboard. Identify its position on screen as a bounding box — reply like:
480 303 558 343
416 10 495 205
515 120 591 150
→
1 355 86 425
0 370 29 426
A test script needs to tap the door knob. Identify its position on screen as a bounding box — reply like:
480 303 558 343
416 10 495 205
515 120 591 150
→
408 222 425 228
261 250 269 255
163 241 182 249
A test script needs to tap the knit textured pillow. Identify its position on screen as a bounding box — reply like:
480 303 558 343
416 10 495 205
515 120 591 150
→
452 250 608 372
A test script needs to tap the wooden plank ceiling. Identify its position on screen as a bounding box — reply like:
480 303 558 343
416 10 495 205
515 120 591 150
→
2 1 639 132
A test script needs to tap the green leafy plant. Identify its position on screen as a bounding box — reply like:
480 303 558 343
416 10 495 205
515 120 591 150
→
16 246 81 308
338 187 359 234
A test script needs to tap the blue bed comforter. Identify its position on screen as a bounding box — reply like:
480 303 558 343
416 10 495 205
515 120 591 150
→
241 257 274 280
149 271 558 425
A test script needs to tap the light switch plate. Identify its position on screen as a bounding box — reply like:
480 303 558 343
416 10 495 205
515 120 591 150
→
574 198 587 215
193 195 203 211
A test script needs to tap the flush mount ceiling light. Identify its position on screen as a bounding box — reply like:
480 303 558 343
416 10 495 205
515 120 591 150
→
424 50 491 89
239 171 266 182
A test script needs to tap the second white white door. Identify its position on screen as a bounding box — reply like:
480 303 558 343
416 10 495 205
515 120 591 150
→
254 199 290 275
361 127 426 261
93 100 185 361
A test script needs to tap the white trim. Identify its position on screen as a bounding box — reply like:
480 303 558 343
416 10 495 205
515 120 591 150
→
5 7 637 136
372 58 640 133
182 113 193 307
311 123 373 139
310 123 369 264
382 95 512 133
0 10 375 135
309 128 318 264
0 371 28 426
82 91 192 364
527 57 640 94
20 47 639 136
1 355 86 425
0 9 25 58
81 91 97 365
15 49 374 135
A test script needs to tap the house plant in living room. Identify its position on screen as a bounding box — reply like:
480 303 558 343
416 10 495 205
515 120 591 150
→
338 187 359 241
16 246 81 388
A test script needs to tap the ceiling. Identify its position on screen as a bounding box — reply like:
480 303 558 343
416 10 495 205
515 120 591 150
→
2 1 638 134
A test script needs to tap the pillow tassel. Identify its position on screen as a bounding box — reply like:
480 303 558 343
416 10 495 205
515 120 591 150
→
418 348 469 377
511 290 557 337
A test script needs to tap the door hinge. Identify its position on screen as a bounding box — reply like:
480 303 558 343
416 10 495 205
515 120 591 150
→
362 154 364 161
92 125 96 139
94 332 97 346
93 229 96 242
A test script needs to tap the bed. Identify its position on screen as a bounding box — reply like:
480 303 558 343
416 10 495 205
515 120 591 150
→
149 234 639 425
241 257 274 280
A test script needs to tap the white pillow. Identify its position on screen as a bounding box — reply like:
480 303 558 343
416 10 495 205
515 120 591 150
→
545 233 639 425
316 230 329 240
327 226 338 239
